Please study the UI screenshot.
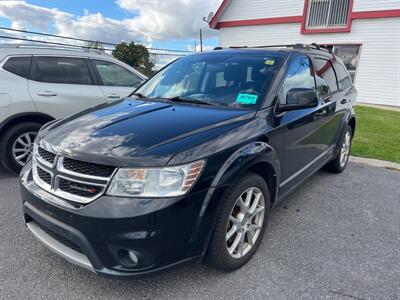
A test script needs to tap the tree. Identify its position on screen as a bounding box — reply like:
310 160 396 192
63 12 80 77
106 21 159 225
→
112 42 155 76
85 41 105 51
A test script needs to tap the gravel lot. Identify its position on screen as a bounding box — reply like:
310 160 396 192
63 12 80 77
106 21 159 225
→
0 162 399 300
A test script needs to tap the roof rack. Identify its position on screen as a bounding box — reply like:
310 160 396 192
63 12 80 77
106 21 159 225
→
0 43 105 55
214 43 332 53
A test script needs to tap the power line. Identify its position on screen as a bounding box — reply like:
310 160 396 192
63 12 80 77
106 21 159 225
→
0 35 187 57
0 27 192 53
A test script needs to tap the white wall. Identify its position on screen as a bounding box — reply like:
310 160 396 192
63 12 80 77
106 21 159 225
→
353 0 400 12
219 18 400 106
220 0 304 21
219 0 400 21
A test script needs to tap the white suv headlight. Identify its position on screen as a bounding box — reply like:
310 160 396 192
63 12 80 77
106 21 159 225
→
107 160 205 197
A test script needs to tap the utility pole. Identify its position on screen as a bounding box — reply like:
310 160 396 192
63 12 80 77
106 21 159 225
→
199 29 203 52
194 41 197 52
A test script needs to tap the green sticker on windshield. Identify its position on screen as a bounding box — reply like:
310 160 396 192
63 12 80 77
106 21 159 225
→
236 93 258 104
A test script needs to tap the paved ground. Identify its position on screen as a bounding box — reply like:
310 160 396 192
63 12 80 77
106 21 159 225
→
0 163 399 300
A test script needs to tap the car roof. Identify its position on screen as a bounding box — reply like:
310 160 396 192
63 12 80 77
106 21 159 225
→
0 44 111 60
202 46 334 59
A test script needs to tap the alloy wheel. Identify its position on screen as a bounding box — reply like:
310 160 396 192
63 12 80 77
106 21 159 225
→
12 132 37 166
340 130 351 167
226 187 265 259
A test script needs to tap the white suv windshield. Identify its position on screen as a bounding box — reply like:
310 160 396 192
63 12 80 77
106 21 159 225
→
135 52 285 108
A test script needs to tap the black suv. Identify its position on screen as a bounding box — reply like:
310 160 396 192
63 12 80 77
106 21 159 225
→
20 45 356 278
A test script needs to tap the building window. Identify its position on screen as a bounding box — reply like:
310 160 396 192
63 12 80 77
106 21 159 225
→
306 0 351 30
333 45 361 83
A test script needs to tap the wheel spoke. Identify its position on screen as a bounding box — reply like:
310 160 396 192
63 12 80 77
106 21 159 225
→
238 230 245 256
228 231 242 255
12 148 25 154
229 215 240 224
244 188 253 208
249 192 262 214
238 197 248 213
226 225 238 241
16 138 27 147
15 151 29 160
24 133 32 145
246 229 254 246
251 206 265 218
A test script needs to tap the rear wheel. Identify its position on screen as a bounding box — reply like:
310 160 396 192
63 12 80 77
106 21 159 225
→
0 122 42 173
326 125 353 173
206 173 270 271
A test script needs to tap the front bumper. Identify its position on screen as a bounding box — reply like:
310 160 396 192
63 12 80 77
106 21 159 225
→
20 164 224 278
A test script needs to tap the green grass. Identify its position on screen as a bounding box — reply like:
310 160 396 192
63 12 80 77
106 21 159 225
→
351 106 400 163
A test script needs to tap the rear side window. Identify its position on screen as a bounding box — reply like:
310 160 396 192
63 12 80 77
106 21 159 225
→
92 60 142 87
332 61 352 90
32 57 92 85
3 56 32 79
314 58 338 97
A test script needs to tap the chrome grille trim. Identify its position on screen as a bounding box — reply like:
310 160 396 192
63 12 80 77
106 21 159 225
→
32 144 115 204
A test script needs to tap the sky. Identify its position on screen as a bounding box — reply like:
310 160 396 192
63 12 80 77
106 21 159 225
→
0 0 222 67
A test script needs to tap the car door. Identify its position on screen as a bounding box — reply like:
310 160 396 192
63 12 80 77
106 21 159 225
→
313 56 352 150
28 56 105 119
90 59 145 101
277 54 335 195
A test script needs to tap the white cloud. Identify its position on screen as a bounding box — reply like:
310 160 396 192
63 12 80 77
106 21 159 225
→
0 0 221 44
116 0 220 41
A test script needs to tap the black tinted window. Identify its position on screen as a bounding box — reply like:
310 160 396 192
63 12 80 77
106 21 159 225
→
3 56 31 79
333 61 352 90
314 58 338 97
32 57 92 85
279 55 315 104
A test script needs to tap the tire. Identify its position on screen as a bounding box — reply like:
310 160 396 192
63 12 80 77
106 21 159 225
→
325 125 353 173
0 122 42 174
206 172 270 271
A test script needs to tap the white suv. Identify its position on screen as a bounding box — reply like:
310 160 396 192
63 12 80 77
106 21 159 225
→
0 44 147 173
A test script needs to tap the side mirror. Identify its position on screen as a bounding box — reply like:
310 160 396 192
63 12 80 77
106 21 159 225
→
278 88 318 112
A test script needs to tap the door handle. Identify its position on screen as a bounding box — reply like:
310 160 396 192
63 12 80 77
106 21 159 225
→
315 110 327 118
38 91 57 97
107 94 121 99
340 99 348 104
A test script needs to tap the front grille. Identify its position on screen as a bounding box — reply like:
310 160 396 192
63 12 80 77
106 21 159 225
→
63 157 115 178
33 143 114 204
36 222 84 254
58 178 102 198
38 147 56 165
37 166 51 185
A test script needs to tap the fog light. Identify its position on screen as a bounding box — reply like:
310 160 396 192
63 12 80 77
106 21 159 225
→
119 249 139 268
128 250 138 265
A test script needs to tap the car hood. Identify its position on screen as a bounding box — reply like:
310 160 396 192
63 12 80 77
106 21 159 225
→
39 98 255 166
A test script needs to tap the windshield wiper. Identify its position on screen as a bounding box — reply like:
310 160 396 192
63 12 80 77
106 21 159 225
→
165 96 216 106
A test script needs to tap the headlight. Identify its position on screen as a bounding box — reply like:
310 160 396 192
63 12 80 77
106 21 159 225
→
107 160 205 197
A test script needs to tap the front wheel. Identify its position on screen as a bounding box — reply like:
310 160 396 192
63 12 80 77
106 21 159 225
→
206 173 270 271
0 122 42 173
326 125 353 173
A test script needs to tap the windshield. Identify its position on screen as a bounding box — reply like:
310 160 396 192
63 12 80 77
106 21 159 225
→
134 52 285 109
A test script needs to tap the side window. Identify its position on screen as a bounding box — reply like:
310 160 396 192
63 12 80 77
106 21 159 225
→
3 56 32 79
32 57 92 85
279 55 315 104
92 60 142 87
314 58 338 97
332 61 352 90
